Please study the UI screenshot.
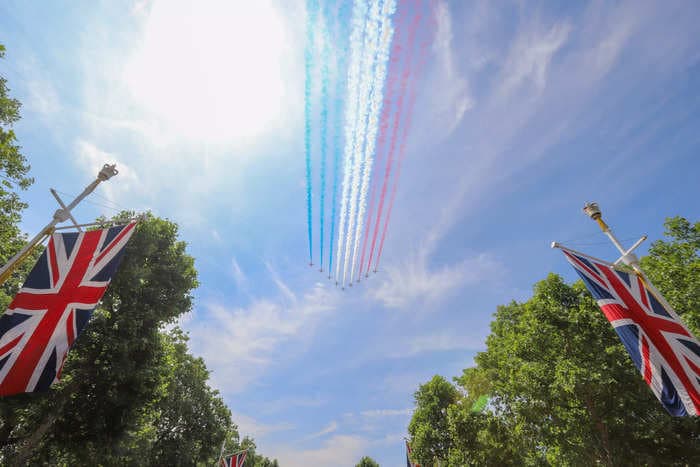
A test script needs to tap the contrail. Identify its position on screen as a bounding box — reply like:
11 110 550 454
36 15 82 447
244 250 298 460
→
334 0 368 284
318 2 330 271
376 6 433 271
304 0 318 266
349 0 396 284
328 0 351 278
357 0 406 282
367 8 421 274
341 0 381 288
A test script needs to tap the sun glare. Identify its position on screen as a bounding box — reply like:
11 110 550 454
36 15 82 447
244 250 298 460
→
124 0 289 144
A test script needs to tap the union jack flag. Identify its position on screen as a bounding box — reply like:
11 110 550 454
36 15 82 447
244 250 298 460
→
406 439 420 467
559 245 700 416
221 450 247 467
0 223 137 396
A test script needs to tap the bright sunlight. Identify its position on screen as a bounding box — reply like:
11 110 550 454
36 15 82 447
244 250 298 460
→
124 0 289 144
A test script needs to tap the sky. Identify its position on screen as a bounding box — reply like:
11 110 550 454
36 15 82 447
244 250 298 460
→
2 0 700 465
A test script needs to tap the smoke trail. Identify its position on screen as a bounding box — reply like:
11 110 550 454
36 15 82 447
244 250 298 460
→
304 0 318 265
357 0 406 282
334 0 368 284
328 0 351 278
318 3 330 271
341 0 381 287
366 8 421 274
349 0 396 283
375 6 434 271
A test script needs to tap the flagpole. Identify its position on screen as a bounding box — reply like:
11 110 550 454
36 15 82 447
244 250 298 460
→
0 163 119 287
581 202 681 317
217 438 226 467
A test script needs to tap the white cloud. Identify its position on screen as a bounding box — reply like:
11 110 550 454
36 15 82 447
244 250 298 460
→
360 408 412 418
230 257 247 289
231 411 294 439
497 20 572 98
303 421 338 441
186 278 337 393
270 435 368 467
429 1 473 135
387 332 484 358
26 76 60 116
258 395 327 415
74 140 140 209
370 252 504 310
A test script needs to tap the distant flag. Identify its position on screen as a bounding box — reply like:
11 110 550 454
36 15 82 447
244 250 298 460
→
405 439 420 467
0 223 137 396
220 450 247 467
557 245 700 416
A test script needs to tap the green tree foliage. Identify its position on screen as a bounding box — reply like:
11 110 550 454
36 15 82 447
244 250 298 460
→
408 375 459 465
408 217 700 466
355 455 380 467
642 216 700 334
0 43 34 311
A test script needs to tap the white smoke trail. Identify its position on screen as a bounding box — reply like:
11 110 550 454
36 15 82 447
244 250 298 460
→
349 0 396 283
334 0 368 284
341 0 381 287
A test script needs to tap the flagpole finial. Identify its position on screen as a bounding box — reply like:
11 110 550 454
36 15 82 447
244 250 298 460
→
583 202 602 220
98 163 118 181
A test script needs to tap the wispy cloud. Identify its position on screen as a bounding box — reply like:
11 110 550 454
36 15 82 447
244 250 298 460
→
186 278 337 393
269 435 368 467
231 411 294 439
429 1 473 136
386 332 484 358
230 257 248 290
303 421 338 441
496 20 571 98
360 408 412 418
370 251 504 310
74 140 140 209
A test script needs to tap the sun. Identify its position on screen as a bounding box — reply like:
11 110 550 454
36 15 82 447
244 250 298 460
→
124 0 290 144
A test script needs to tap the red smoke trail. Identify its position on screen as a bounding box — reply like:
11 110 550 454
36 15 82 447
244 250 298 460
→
356 1 408 282
375 2 435 271
365 4 421 276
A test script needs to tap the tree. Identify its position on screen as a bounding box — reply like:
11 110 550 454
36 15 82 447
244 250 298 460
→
144 328 236 466
0 43 34 311
408 375 459 465
641 216 700 334
355 455 380 467
408 217 700 466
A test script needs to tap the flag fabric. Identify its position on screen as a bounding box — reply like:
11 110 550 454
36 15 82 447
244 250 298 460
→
220 451 247 467
406 440 420 467
559 245 700 416
0 223 137 396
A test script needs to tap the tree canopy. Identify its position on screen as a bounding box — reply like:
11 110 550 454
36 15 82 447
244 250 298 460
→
355 455 380 467
408 216 700 466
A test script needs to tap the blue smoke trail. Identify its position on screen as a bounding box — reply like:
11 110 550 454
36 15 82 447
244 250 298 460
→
328 0 351 278
318 2 330 271
305 0 318 265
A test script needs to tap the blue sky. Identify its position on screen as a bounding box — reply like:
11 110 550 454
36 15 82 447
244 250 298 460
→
2 0 700 465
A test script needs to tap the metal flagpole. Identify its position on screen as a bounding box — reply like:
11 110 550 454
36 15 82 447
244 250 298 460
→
217 439 226 467
0 163 119 287
581 202 681 317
